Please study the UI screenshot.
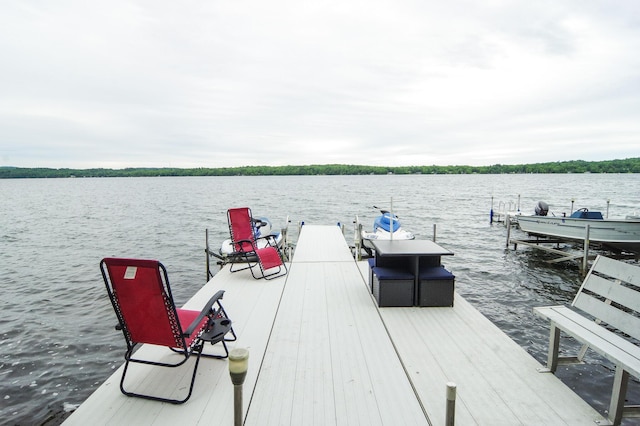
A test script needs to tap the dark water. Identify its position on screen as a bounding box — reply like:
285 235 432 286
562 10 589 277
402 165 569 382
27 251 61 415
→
1 174 639 425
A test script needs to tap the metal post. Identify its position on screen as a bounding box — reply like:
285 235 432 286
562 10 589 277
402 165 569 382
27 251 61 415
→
606 199 610 219
582 224 590 273
446 382 456 426
433 224 437 242
490 196 494 224
229 348 249 426
281 223 289 262
205 228 210 282
234 384 243 426
506 215 512 248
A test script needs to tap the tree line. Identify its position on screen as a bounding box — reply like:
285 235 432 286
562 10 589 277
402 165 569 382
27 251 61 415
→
1 157 639 179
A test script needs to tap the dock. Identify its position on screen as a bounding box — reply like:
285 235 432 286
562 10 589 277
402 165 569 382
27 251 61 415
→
64 225 606 425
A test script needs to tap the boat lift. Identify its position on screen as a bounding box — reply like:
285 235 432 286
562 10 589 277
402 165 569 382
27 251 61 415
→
506 216 638 274
506 215 595 273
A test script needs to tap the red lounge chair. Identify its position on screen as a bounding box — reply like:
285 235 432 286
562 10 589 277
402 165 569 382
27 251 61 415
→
227 207 288 280
100 257 236 404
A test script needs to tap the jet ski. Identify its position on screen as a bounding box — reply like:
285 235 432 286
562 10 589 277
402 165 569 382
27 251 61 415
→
361 209 415 241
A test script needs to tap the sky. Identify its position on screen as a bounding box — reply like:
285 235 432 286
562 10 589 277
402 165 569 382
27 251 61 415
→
1 1 639 169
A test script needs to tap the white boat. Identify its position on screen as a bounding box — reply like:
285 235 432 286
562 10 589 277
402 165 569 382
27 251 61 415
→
516 202 640 253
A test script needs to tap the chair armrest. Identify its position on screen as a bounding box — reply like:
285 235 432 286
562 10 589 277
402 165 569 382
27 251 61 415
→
229 239 255 253
255 234 278 247
183 290 226 336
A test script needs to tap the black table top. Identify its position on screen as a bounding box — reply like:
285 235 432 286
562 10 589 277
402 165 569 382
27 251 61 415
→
371 239 454 256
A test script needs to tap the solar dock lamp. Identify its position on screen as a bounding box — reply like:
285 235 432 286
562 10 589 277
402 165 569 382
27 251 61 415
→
446 382 457 426
229 348 249 426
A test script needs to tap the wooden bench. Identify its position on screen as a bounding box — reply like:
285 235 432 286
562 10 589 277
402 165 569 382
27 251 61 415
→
534 255 640 425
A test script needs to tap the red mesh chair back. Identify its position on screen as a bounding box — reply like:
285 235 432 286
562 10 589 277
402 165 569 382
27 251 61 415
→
100 257 236 404
102 258 185 349
226 207 288 280
228 207 256 252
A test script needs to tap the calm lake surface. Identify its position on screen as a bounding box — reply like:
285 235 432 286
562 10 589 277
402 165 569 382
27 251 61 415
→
1 174 639 425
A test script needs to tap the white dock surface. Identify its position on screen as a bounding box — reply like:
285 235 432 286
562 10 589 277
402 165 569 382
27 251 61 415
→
65 225 606 425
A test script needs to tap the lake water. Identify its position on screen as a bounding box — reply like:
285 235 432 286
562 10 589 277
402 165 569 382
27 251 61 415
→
1 174 639 425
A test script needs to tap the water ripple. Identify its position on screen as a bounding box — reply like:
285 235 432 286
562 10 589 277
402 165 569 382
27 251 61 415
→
1 174 639 424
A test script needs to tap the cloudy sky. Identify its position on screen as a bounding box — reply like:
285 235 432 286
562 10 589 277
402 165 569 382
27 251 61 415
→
1 1 639 169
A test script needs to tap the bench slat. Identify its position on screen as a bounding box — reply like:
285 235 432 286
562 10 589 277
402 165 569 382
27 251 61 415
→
573 291 640 342
590 255 640 290
534 305 640 377
580 274 640 313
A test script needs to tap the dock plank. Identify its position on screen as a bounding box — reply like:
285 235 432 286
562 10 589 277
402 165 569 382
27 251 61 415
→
379 295 606 425
292 224 355 262
246 226 428 425
66 225 607 425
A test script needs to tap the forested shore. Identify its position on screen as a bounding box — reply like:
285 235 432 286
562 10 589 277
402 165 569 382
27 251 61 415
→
1 158 639 178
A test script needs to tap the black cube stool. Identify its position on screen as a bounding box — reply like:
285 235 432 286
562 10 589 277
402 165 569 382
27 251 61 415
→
371 267 414 307
418 266 455 307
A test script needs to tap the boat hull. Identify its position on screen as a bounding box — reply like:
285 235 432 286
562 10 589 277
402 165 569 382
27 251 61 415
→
361 229 415 241
517 215 640 253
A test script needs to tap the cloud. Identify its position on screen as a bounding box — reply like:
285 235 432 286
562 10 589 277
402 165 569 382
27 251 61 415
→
1 0 639 168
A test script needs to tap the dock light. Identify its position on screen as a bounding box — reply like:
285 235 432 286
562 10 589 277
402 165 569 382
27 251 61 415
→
446 382 456 426
229 348 249 426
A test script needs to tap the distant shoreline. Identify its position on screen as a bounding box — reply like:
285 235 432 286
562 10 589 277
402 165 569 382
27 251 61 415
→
1 158 639 178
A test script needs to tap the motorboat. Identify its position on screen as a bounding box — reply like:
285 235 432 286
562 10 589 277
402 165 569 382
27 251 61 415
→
516 201 640 253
